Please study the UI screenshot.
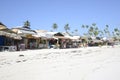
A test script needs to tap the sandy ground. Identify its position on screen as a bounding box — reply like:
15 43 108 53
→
0 45 120 80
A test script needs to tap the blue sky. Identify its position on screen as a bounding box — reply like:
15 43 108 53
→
0 0 120 35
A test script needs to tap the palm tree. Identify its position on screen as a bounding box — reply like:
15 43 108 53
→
52 23 58 31
99 31 104 37
112 31 116 39
81 25 85 28
92 23 98 37
23 20 30 29
86 25 89 28
87 23 100 37
92 23 96 26
104 25 110 38
81 25 89 29
114 28 120 37
74 29 79 36
114 28 119 32
75 29 78 32
112 32 115 36
88 26 94 36
64 24 70 33
81 25 89 36
94 27 99 37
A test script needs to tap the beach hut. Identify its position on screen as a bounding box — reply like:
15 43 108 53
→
12 27 38 49
54 32 76 48
0 23 22 51
0 23 22 40
35 30 49 49
34 31 64 49
45 32 63 48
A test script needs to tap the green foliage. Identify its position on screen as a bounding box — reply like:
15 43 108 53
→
64 24 70 33
114 28 120 37
52 23 58 31
23 20 30 29
104 25 111 37
87 23 100 37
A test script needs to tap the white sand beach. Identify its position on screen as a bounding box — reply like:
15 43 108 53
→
0 46 120 80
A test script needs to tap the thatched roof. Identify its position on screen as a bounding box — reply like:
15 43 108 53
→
0 22 7 30
0 23 22 40
54 32 64 36
0 31 22 40
12 27 36 35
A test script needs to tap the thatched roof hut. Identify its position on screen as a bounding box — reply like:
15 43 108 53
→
0 22 7 30
12 27 37 38
0 23 22 40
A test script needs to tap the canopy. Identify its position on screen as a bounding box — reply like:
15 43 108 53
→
0 31 22 40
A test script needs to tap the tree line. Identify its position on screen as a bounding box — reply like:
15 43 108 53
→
52 23 120 39
1 21 120 40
